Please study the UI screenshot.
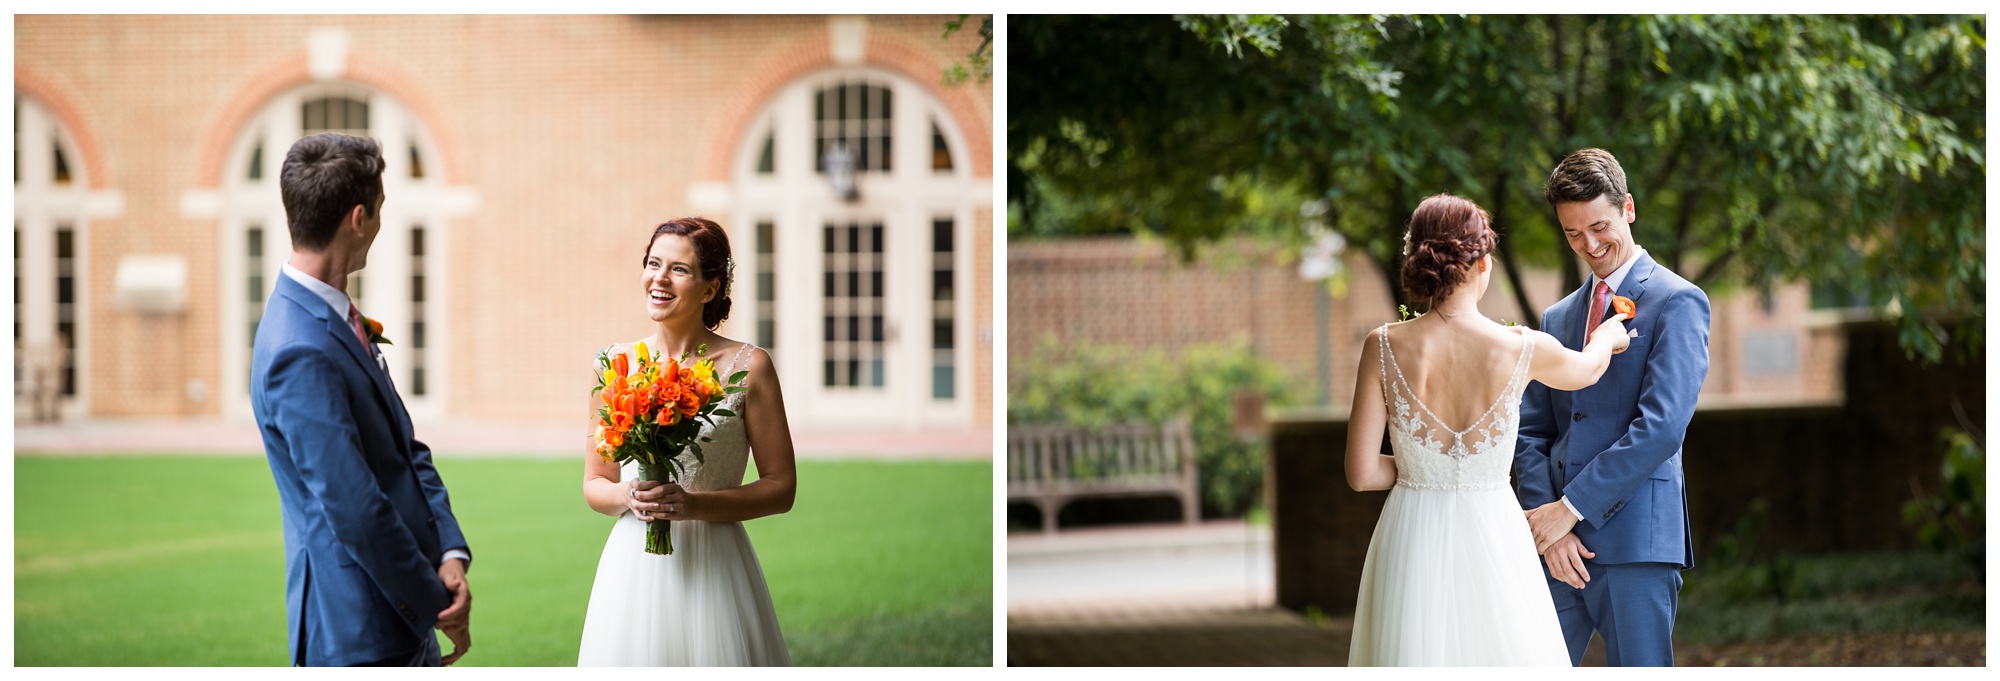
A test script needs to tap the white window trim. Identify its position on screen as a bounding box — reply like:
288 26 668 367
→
719 66 983 428
14 93 99 421
218 82 458 423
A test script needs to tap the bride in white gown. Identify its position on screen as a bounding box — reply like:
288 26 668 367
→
578 217 794 666
1345 194 1629 666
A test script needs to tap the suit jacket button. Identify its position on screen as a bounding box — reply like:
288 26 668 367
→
428 518 437 526
1572 412 1584 421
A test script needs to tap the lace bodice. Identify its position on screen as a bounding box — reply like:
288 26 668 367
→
1378 324 1538 491
621 343 757 493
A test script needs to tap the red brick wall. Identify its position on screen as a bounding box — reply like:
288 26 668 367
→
16 15 993 426
1008 236 1838 410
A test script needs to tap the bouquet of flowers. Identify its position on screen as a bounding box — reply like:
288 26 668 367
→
591 341 749 555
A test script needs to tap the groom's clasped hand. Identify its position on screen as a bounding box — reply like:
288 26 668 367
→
437 558 473 665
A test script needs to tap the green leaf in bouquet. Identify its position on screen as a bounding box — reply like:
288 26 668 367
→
724 386 748 394
712 408 737 418
728 370 750 385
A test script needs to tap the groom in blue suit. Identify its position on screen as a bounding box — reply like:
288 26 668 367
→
1514 148 1710 666
252 133 472 666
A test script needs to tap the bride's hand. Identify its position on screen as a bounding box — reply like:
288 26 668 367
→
649 482 694 521
628 479 665 519
1591 312 1632 354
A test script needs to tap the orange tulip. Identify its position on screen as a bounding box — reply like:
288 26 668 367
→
687 375 713 404
613 352 630 379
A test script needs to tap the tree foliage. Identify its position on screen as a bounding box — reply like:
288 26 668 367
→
1010 15 1984 362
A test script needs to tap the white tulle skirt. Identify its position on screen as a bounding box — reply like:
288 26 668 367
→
577 513 790 666
1348 484 1572 666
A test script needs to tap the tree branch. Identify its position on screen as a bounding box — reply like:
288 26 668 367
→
1492 170 1540 329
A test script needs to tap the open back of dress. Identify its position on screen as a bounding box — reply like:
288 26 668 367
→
1347 324 1572 666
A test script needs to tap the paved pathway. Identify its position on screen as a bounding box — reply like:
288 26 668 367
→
1009 521 1273 614
1005 521 1622 666
11 418 991 459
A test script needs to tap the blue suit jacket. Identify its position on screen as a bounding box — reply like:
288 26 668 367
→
250 273 469 666
1514 252 1708 569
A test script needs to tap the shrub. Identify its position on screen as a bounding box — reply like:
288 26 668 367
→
1902 427 1986 580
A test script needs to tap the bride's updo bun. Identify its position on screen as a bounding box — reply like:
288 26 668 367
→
1399 193 1496 303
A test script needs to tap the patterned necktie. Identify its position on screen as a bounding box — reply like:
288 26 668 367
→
1586 280 1611 338
348 304 368 346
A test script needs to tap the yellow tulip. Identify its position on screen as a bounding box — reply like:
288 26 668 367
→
634 341 650 364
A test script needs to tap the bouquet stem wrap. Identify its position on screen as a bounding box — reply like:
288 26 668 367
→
639 460 675 555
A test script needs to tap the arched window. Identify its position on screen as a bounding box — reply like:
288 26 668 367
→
219 83 452 421
13 93 92 420
720 68 980 428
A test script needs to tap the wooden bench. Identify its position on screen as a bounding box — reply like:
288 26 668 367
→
1007 419 1201 533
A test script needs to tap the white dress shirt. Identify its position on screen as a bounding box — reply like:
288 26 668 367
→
281 262 470 568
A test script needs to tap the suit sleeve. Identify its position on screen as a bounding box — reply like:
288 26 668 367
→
409 438 471 568
1513 322 1561 510
1562 287 1711 528
265 342 448 635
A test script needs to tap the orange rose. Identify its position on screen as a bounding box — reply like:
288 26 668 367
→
1612 295 1636 317
603 425 625 448
656 380 685 425
675 385 702 420
593 426 617 462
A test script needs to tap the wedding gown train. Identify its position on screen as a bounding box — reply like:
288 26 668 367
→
1347 325 1572 666
577 344 790 666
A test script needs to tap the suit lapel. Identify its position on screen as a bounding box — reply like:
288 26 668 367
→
1619 252 1655 306
274 276 409 438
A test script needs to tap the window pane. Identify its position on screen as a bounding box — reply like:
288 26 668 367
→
756 131 775 175
931 121 953 171
930 218 956 401
814 81 894 174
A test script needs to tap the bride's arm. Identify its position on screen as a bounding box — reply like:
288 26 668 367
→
1345 327 1397 492
1527 313 1630 391
583 346 642 517
674 347 797 523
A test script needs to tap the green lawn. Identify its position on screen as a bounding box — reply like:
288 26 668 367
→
14 455 992 666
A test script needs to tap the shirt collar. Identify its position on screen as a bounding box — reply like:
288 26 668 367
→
1594 245 1647 294
281 261 355 321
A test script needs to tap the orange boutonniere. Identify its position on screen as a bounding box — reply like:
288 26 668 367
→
361 315 393 345
1611 295 1636 317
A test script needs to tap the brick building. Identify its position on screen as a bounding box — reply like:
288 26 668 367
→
1007 236 1842 411
14 15 994 433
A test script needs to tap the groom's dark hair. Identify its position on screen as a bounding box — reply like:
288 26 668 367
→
280 133 386 251
1544 148 1628 208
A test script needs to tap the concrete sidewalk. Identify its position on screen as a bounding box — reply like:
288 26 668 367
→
11 418 992 459
1008 520 1274 617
